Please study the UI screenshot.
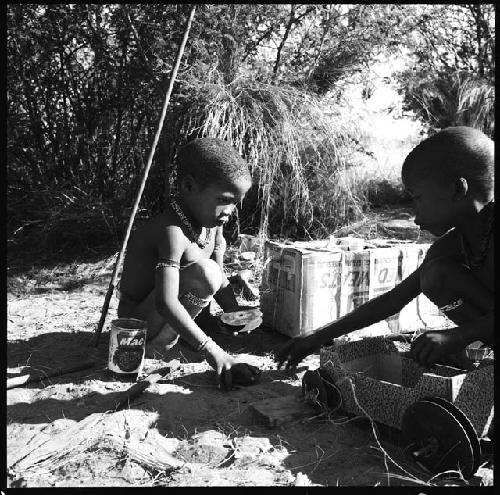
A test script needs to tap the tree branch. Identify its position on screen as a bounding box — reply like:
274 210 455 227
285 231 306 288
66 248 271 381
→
272 5 296 82
122 5 163 94
272 5 316 83
242 23 277 63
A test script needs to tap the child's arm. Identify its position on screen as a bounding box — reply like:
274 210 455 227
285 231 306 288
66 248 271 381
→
155 226 216 346
276 268 422 369
409 233 494 367
211 226 240 312
458 311 493 348
155 226 238 387
410 310 493 368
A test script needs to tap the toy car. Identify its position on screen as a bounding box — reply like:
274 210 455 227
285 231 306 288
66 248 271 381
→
302 335 494 478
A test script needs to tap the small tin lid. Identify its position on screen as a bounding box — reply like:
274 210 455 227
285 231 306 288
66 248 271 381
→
111 318 147 330
220 308 262 326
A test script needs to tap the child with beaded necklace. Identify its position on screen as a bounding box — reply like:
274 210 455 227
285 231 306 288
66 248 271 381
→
117 138 260 389
277 126 494 370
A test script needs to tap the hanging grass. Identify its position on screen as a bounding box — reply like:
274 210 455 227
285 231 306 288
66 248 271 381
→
171 69 366 240
399 70 494 138
456 76 495 137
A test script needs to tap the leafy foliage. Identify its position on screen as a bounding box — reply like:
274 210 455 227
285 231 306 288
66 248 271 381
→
393 4 495 137
7 4 495 262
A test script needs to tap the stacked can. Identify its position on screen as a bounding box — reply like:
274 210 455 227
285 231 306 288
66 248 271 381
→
108 318 147 380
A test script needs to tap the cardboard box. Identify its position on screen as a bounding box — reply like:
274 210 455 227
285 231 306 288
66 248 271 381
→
320 337 494 436
260 239 451 338
260 241 343 337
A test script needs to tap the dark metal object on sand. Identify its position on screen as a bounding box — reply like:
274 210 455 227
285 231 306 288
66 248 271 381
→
302 368 342 411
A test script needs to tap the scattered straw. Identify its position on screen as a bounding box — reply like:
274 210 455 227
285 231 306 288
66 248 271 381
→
337 375 427 486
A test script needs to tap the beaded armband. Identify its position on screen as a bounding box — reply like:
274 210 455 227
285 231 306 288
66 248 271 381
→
196 336 213 352
213 243 226 254
439 298 463 313
156 259 181 270
182 291 212 308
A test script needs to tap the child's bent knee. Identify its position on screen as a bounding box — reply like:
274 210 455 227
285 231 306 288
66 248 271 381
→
186 258 223 297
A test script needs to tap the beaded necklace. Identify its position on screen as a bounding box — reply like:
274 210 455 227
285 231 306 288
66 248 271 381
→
170 195 212 248
168 152 212 249
460 200 494 269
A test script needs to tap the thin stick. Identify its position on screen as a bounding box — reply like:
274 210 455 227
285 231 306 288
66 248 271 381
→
114 365 172 411
6 360 95 390
92 5 197 347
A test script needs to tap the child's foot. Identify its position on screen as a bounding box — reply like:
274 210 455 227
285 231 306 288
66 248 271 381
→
145 328 179 358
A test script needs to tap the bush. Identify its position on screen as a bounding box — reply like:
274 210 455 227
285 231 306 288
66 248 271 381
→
397 70 495 138
168 70 369 239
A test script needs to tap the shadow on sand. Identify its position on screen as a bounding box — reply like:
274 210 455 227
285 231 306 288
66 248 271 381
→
8 326 431 486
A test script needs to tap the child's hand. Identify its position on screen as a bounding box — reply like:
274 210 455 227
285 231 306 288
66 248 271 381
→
203 339 253 390
275 335 320 371
410 329 466 368
202 340 235 389
203 340 261 389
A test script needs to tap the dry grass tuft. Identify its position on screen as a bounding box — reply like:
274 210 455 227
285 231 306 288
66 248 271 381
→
172 70 366 239
456 77 495 137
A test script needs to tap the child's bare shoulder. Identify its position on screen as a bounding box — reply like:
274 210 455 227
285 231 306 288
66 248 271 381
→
135 209 186 247
153 210 187 240
425 228 462 261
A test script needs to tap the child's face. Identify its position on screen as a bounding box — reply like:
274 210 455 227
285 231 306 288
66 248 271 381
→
182 177 251 228
403 171 457 237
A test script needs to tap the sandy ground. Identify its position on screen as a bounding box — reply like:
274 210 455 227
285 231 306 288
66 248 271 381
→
6 210 493 487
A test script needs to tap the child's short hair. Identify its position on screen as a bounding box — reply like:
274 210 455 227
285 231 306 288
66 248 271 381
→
175 138 251 188
402 126 494 201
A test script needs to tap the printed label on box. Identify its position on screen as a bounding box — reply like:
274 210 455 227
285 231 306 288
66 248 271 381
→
339 251 370 314
260 239 451 337
369 248 400 298
261 241 343 337
301 255 342 332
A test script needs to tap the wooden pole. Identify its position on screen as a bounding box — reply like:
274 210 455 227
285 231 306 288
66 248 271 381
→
7 360 96 390
92 5 197 347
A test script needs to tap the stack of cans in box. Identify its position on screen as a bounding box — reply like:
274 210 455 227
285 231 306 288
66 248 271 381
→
260 236 451 338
